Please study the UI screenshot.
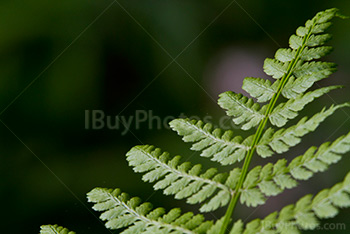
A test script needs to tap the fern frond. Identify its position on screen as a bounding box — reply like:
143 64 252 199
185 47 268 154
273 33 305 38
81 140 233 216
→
231 171 350 233
39 8 349 234
87 188 213 233
220 9 339 131
269 86 340 127
40 225 75 234
169 119 252 165
242 8 339 107
218 92 266 130
257 103 350 157
126 145 233 212
240 131 350 206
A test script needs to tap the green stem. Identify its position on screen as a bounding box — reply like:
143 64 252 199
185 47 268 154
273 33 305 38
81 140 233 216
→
218 23 316 234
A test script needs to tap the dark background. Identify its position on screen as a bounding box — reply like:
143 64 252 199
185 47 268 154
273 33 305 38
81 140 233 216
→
1 0 350 233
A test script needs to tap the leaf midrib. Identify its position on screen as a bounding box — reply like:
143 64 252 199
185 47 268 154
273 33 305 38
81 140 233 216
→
138 147 232 194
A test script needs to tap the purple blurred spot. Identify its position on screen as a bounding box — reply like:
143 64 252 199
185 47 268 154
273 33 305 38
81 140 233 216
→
204 46 273 98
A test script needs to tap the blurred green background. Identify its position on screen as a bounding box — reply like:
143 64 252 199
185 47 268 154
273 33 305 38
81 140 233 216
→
1 0 350 233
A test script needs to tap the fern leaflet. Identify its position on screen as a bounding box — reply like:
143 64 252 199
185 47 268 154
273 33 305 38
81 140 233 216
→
87 188 213 233
269 86 341 127
218 92 266 130
169 119 252 165
40 225 75 234
257 103 350 157
126 145 233 212
230 172 350 233
240 131 350 206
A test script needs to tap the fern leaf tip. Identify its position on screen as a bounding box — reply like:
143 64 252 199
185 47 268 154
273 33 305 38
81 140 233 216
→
40 225 76 234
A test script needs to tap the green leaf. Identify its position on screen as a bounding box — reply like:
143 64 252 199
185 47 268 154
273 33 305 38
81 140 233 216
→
242 77 279 103
237 172 350 233
314 8 339 24
218 92 266 130
169 119 251 165
301 46 333 61
40 225 75 234
248 132 350 201
225 168 242 189
263 58 289 79
240 188 266 207
282 65 336 99
275 48 298 63
87 188 212 233
207 218 225 234
243 166 261 188
229 220 244 234
289 131 350 180
199 190 230 212
257 103 350 157
258 180 282 196
289 34 303 50
126 145 233 212
78 8 349 234
306 34 332 47
293 61 336 78
269 86 341 127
